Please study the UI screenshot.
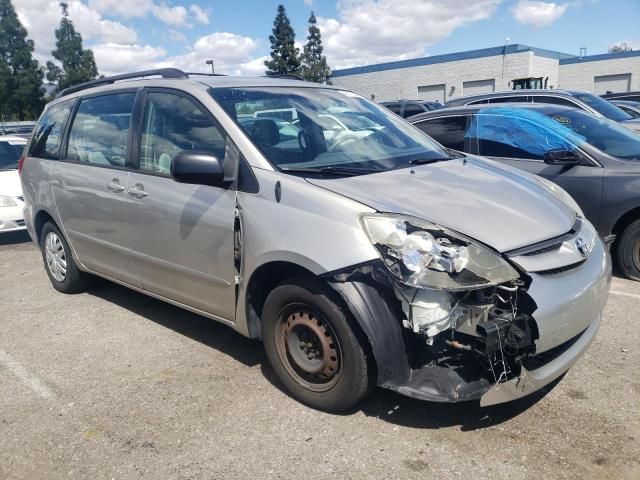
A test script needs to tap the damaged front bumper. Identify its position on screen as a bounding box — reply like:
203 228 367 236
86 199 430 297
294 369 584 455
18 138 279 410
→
326 221 612 407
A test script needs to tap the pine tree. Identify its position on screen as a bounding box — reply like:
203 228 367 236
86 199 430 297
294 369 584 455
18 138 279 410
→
48 2 98 92
300 12 331 83
0 0 45 120
264 5 301 75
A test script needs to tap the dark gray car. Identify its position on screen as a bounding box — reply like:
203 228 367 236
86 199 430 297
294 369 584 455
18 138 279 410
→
445 89 640 132
409 104 640 280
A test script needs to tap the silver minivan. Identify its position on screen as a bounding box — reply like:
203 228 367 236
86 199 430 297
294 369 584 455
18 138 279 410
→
20 69 611 412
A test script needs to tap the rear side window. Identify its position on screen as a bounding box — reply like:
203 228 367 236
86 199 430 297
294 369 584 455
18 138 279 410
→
382 103 402 114
139 91 227 175
414 116 469 151
532 96 577 108
488 96 530 104
28 100 73 159
402 103 427 118
66 92 136 167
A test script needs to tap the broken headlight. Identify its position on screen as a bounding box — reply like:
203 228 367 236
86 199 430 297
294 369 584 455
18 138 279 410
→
361 213 519 291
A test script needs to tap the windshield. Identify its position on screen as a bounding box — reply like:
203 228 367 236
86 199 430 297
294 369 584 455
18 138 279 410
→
546 109 640 160
572 93 632 122
210 87 450 175
0 141 25 170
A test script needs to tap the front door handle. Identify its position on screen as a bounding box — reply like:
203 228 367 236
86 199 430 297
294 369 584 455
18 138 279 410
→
107 179 125 193
127 183 148 199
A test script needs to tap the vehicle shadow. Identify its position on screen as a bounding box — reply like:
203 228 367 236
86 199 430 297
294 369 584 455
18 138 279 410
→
0 230 31 246
87 278 560 431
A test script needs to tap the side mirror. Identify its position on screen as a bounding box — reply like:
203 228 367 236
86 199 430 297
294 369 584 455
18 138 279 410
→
171 152 227 188
543 149 581 166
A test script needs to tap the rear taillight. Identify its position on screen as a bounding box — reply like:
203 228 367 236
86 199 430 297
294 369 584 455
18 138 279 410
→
17 155 25 175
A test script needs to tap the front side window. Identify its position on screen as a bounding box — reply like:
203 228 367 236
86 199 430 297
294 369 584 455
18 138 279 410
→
28 100 73 159
546 109 640 160
67 93 136 167
414 116 469 151
139 92 226 175
470 107 584 160
532 96 577 108
210 87 450 175
572 93 632 122
402 104 426 118
0 140 26 170
488 96 530 104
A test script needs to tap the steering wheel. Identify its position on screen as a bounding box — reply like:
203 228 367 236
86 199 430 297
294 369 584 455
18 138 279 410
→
328 134 361 152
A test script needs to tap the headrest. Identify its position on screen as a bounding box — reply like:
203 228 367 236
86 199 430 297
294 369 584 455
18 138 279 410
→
251 119 280 148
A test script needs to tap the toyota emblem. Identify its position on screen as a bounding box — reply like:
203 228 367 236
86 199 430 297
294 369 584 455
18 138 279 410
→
575 237 590 258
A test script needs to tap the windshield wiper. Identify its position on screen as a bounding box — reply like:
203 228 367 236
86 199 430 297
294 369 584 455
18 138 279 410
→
407 157 450 165
280 166 379 176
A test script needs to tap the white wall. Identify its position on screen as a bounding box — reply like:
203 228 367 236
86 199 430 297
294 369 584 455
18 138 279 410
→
331 51 537 102
559 57 640 92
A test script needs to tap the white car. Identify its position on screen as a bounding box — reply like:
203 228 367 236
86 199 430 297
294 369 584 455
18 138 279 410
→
0 134 27 233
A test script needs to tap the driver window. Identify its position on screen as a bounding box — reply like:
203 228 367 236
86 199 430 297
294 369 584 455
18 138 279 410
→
67 93 136 167
474 113 577 160
139 92 226 175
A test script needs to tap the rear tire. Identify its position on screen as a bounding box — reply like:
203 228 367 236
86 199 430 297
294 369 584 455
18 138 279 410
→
616 219 640 281
40 222 91 293
262 275 373 412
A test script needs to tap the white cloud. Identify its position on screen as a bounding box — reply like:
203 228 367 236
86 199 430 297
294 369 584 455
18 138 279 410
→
318 0 503 70
157 32 264 76
511 1 569 28
14 0 137 63
189 5 209 25
152 4 189 28
92 43 166 76
168 29 188 43
87 0 153 18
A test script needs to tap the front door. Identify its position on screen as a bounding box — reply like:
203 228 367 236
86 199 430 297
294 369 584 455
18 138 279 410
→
471 112 604 227
52 91 141 286
122 89 237 321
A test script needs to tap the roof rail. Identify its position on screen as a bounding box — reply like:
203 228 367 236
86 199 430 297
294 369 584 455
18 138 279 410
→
185 72 227 77
263 73 304 81
56 68 188 98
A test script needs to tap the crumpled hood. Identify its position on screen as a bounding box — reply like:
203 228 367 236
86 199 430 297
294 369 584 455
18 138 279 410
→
307 156 576 252
0 170 22 197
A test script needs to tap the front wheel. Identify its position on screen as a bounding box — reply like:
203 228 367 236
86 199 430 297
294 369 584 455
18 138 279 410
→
262 276 374 412
616 219 640 281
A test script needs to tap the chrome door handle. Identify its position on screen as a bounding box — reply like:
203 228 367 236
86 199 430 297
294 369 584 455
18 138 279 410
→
107 179 125 193
127 184 148 199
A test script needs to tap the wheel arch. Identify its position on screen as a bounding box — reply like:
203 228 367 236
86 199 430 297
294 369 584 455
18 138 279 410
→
612 206 640 239
33 209 58 244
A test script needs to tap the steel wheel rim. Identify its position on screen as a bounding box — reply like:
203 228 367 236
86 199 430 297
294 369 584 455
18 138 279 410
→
275 305 342 393
45 232 67 282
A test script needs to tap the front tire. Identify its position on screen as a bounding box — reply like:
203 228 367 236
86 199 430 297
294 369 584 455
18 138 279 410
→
617 219 640 281
262 276 373 412
40 222 91 293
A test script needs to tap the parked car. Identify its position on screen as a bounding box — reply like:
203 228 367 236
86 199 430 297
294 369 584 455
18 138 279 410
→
1 121 36 138
602 91 640 103
381 99 443 118
610 100 640 119
0 134 28 233
21 69 611 412
445 89 640 132
409 103 640 280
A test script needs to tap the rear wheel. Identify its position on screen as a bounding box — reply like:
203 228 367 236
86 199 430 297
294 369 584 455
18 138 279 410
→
40 222 91 293
262 276 373 412
617 219 640 281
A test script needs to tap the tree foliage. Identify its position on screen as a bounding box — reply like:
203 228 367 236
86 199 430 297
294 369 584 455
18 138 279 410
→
47 2 98 92
608 42 633 53
0 0 45 120
264 5 301 75
300 12 331 83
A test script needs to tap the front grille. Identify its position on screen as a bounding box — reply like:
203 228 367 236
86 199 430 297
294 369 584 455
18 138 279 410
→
536 260 585 276
522 242 562 256
522 328 586 370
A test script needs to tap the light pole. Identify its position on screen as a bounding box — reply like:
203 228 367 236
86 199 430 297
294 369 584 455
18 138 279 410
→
205 59 214 74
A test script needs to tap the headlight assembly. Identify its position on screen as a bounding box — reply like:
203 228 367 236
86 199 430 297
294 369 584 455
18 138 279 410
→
361 213 520 291
0 195 17 207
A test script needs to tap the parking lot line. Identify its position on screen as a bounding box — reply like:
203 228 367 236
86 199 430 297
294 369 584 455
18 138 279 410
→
610 290 640 300
0 350 54 399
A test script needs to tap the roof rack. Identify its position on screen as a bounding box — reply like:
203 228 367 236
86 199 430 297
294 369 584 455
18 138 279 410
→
263 73 304 81
185 72 227 77
56 68 188 98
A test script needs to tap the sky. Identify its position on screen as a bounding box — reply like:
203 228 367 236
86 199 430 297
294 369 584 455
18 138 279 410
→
12 0 640 78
